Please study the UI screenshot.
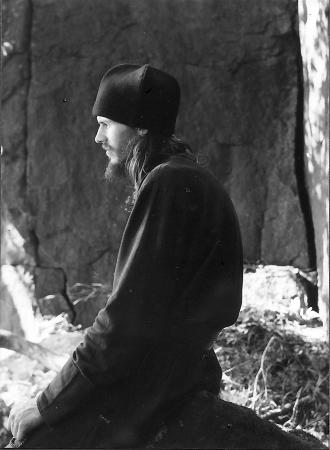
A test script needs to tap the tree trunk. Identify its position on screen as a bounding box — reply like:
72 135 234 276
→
298 0 329 338
0 329 67 372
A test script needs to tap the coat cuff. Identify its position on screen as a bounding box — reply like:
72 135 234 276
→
37 358 95 428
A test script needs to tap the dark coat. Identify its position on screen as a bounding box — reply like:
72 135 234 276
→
36 153 243 447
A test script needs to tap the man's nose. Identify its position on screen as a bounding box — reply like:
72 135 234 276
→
95 128 103 144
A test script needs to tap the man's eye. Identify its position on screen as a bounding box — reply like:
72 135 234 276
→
98 121 111 128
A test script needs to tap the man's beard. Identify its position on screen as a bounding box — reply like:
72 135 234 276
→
104 157 127 183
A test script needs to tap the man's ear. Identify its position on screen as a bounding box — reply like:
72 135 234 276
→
137 128 148 136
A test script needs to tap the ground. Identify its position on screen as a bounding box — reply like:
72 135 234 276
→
0 265 328 448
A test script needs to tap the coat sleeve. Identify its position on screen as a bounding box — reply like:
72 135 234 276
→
37 165 198 426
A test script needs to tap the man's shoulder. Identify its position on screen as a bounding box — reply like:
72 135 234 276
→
141 154 220 192
136 154 237 217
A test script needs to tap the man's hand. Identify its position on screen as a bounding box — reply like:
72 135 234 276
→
8 398 44 443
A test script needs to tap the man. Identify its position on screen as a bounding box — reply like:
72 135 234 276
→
8 64 243 448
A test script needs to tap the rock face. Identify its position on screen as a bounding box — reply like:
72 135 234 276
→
2 0 31 243
147 392 323 449
3 0 316 322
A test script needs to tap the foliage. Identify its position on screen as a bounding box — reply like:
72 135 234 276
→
215 305 329 446
0 315 83 447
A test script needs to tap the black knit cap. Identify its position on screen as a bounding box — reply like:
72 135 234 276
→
92 64 180 136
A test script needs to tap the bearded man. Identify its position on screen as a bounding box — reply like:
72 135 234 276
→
7 64 243 448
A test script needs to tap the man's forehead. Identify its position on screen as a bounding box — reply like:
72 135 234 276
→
97 116 112 124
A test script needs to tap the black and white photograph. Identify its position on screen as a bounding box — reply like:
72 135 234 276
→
1 0 328 448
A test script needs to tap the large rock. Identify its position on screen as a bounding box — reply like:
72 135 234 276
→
2 0 33 240
37 293 72 319
3 0 314 319
34 267 66 299
146 391 325 449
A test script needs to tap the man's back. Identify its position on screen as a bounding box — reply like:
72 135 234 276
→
127 153 243 337
76 152 243 446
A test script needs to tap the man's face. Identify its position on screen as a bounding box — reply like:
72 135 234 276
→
95 116 137 182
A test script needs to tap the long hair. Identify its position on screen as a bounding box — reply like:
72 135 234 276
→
125 133 197 190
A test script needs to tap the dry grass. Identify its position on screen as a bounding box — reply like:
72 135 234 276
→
215 305 329 445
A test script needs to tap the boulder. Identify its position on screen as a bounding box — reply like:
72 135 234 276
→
3 0 316 324
34 267 66 299
36 293 72 319
73 294 108 328
2 0 32 239
147 391 326 449
68 283 110 328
